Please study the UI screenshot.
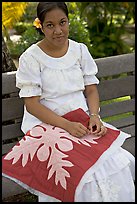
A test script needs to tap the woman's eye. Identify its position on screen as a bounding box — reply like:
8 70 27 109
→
60 21 66 25
47 24 54 28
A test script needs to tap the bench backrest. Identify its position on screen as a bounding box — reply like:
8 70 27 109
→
2 71 24 155
97 53 135 127
2 53 135 155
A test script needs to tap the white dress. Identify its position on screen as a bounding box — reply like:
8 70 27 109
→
15 39 135 202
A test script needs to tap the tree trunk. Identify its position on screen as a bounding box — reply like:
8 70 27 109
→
2 35 17 73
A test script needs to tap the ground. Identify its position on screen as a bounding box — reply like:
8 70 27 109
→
2 192 38 202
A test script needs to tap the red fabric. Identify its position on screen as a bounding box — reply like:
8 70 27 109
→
63 108 90 128
2 108 120 202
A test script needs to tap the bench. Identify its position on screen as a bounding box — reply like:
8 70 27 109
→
2 53 135 199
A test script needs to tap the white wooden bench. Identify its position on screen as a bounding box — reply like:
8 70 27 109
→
2 53 135 199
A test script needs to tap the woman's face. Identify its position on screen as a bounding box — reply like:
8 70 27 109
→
41 8 69 48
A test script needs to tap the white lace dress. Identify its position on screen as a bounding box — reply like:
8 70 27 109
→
15 39 135 202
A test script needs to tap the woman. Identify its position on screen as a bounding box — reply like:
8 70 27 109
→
2 2 135 202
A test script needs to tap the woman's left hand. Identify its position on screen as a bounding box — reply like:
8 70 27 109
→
88 116 107 137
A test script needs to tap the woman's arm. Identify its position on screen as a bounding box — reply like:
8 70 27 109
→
24 96 68 129
84 84 100 115
84 84 107 136
24 96 89 137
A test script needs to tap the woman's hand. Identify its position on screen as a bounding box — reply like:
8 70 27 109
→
64 121 90 138
88 116 107 137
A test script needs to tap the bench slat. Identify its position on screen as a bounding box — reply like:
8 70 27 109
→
98 75 135 101
2 71 18 95
107 115 135 129
2 123 23 141
122 137 135 156
2 177 27 199
2 142 18 155
96 53 135 78
2 98 23 122
100 99 135 118
120 125 135 137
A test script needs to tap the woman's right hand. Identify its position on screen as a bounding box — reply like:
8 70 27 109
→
24 96 89 138
64 121 90 138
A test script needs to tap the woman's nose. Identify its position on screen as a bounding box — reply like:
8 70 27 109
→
54 26 62 34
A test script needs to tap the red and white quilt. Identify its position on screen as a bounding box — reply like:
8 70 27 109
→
2 108 129 202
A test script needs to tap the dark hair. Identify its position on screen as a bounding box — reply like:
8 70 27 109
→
35 2 68 35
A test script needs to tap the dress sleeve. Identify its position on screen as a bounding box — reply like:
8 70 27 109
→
80 43 99 86
16 52 42 98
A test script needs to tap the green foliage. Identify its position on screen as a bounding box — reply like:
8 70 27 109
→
5 2 135 59
67 3 92 52
13 22 32 35
68 13 92 52
20 2 38 22
89 24 132 58
7 26 43 59
76 2 135 58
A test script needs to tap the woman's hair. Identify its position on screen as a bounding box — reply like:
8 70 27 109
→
37 2 68 23
35 2 68 35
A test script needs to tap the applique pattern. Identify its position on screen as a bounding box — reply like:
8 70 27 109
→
4 123 101 189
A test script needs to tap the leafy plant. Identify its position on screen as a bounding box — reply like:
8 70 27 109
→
4 2 135 59
7 26 43 59
13 22 32 35
76 2 135 58
68 13 92 52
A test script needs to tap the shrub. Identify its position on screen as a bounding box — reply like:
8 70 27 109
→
69 13 92 52
13 22 32 35
7 26 43 59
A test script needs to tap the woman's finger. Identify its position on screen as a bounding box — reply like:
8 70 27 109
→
94 125 107 136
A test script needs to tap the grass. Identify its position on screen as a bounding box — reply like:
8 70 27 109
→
100 96 131 106
102 112 133 123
